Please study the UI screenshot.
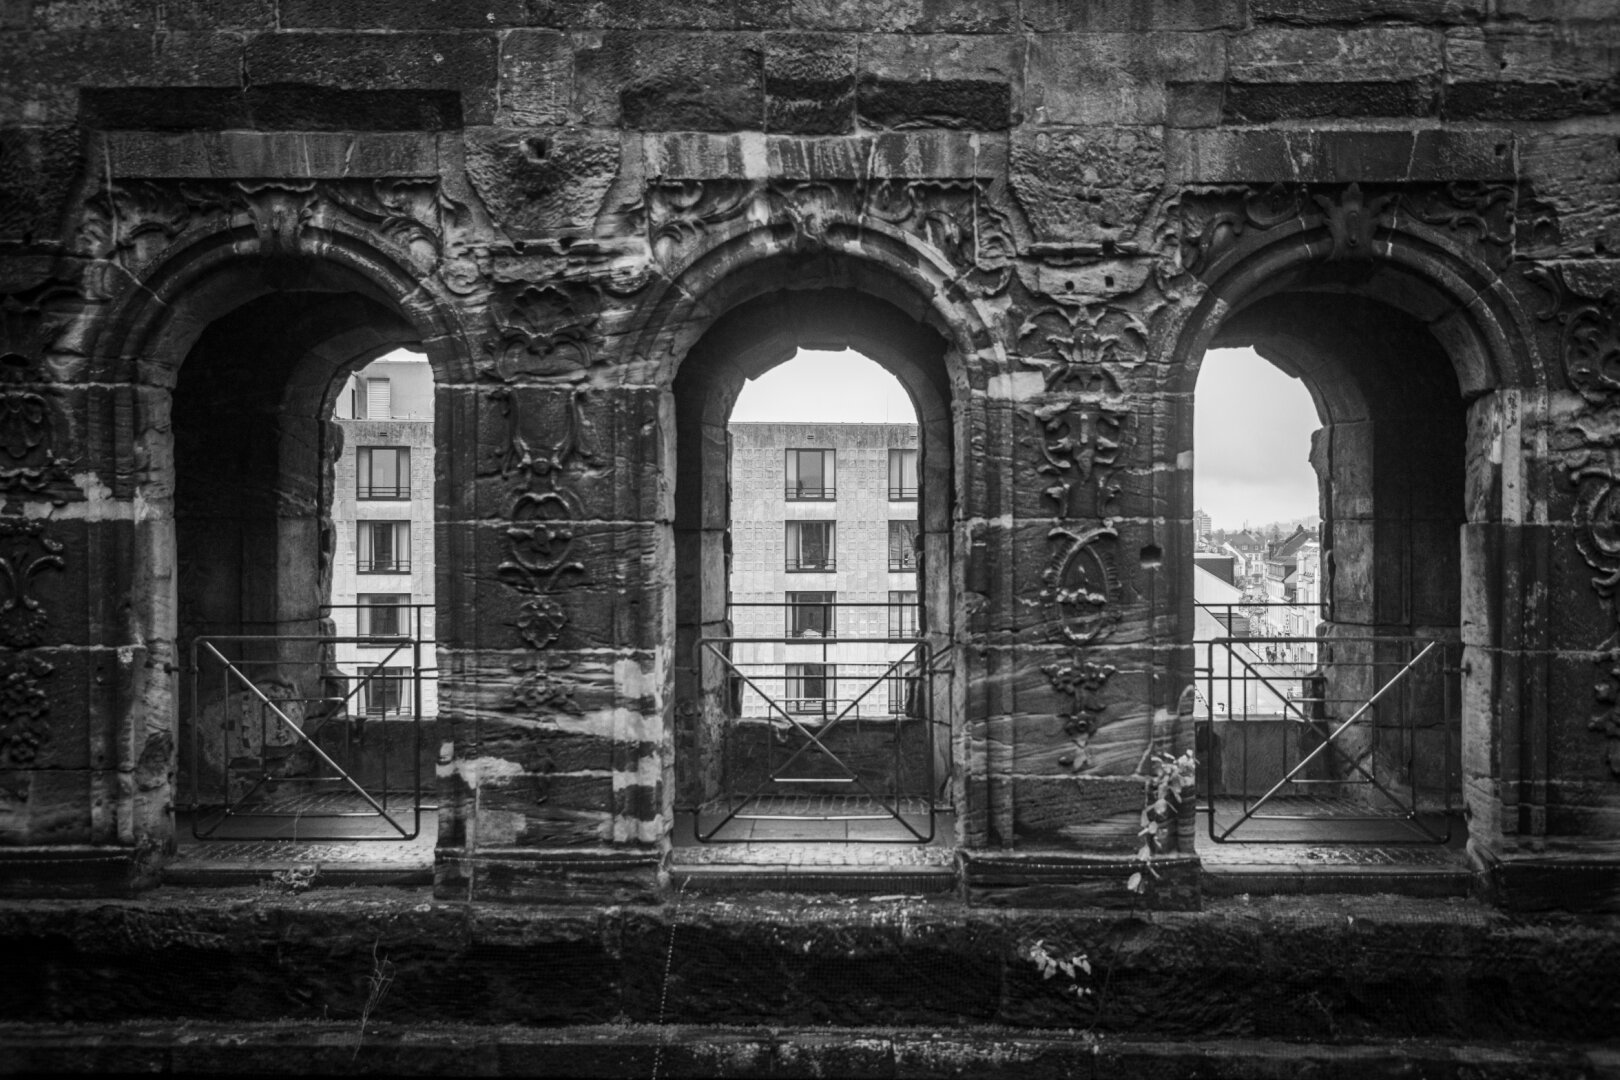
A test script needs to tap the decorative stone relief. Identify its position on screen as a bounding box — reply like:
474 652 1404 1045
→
0 516 64 649
1531 263 1620 777
1040 524 1122 647
1021 400 1129 516
492 385 596 652
0 353 72 499
0 653 54 767
1043 658 1117 774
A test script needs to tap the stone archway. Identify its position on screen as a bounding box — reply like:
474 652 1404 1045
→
670 287 959 830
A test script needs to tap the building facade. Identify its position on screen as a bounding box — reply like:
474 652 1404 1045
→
328 351 439 721
728 422 921 722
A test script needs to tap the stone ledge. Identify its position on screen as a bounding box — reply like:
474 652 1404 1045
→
0 1023 1610 1079
102 130 443 179
1166 127 1517 184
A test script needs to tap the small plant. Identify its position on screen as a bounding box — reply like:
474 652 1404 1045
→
1127 748 1197 895
1025 938 1093 1003
353 940 396 1060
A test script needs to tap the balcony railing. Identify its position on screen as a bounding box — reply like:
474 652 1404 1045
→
357 557 412 574
786 557 836 572
888 554 917 572
358 483 411 500
887 485 918 500
784 486 836 501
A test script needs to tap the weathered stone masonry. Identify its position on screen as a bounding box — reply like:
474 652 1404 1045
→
0 0 1617 914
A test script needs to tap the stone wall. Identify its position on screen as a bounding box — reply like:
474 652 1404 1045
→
0 0 1615 908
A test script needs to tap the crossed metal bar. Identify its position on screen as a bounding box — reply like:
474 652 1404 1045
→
189 634 421 840
1203 636 1450 844
696 635 934 843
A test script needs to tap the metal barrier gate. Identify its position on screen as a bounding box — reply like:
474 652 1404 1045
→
695 600 949 843
184 627 430 841
1197 621 1460 845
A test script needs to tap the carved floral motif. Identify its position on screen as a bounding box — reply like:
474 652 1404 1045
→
492 386 596 652
1043 658 1117 773
0 516 64 649
0 653 53 767
0 353 72 498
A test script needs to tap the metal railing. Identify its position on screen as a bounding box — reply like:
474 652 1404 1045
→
358 483 411 500
183 604 437 842
784 486 836 501
1194 604 1459 845
357 556 412 573
887 485 917 501
785 557 836 572
695 600 947 843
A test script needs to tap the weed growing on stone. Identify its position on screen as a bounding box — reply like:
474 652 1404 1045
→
1128 749 1196 896
268 865 317 893
353 939 395 1061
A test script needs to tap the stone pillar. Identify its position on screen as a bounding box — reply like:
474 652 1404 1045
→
435 379 671 902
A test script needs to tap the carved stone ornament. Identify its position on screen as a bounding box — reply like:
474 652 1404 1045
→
1040 524 1123 647
1022 399 1130 516
1527 264 1620 407
0 653 54 767
1043 657 1117 773
0 515 63 649
492 386 597 653
0 353 73 499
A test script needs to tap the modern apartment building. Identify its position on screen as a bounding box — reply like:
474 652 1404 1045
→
328 350 438 719
727 422 921 720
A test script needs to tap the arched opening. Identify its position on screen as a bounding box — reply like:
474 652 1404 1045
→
154 282 445 851
671 288 957 851
1184 289 1469 851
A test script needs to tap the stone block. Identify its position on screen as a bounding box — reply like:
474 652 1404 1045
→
466 385 670 524
244 31 499 124
1230 26 1443 83
162 0 274 29
856 34 1019 131
764 33 856 135
1517 133 1620 259
1009 775 1144 852
1008 127 1166 245
25 0 155 30
1025 33 1225 125
464 849 661 903
0 30 243 122
1545 651 1620 785
464 126 622 237
0 124 84 243
790 0 1016 32
280 0 527 27
1223 80 1436 122
1022 0 1244 31
1443 24 1620 121
476 769 614 845
452 520 672 653
0 767 93 844
497 30 574 127
1166 127 1516 184
1251 0 1485 21
573 32 765 131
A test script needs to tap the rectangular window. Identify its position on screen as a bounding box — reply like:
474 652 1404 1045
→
888 519 918 572
357 447 410 500
888 448 918 501
366 377 392 420
786 662 834 714
787 591 835 638
786 521 835 572
785 449 835 500
888 590 919 638
359 666 408 716
357 594 408 640
358 521 411 573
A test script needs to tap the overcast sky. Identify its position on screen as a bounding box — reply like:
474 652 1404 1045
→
1194 347 1321 531
731 350 917 423
730 346 1320 530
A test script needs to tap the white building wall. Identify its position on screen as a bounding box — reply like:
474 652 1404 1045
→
329 353 438 717
728 422 920 718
